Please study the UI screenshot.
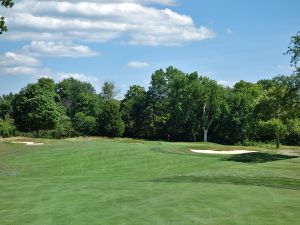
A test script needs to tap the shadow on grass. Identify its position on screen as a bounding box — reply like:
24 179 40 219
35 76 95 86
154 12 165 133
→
150 175 300 190
222 152 298 163
149 148 298 163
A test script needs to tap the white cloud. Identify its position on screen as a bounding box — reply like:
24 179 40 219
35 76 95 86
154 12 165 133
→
0 50 98 84
0 52 40 67
218 80 237 87
57 72 101 92
48 0 178 6
1 0 215 46
127 61 150 68
22 41 99 58
0 66 52 76
58 72 99 83
0 51 47 76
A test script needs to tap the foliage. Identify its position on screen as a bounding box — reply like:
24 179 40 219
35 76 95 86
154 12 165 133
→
100 81 117 100
52 115 74 138
258 118 288 148
12 78 61 133
2 63 299 146
285 31 300 68
97 101 125 137
285 118 300 145
0 93 14 119
73 112 96 136
121 85 147 137
0 116 15 137
0 0 14 34
56 78 100 118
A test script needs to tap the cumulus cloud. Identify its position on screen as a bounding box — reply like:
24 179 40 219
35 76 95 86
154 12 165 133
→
0 65 52 76
57 72 101 92
127 61 150 68
0 52 41 67
1 0 215 46
0 51 47 76
22 41 99 58
58 72 99 83
0 50 98 85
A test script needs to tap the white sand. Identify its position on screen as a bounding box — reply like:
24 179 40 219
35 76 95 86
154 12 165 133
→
11 141 44 146
191 149 257 155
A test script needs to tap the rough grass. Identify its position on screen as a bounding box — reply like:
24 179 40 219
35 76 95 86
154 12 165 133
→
0 137 299 225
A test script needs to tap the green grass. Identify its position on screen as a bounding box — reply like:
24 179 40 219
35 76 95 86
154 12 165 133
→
0 137 299 225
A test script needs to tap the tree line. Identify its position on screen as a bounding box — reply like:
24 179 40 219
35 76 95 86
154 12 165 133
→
0 68 299 147
0 32 299 147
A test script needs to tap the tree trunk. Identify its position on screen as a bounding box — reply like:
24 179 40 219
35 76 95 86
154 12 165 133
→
193 132 196 142
203 129 208 142
276 135 280 148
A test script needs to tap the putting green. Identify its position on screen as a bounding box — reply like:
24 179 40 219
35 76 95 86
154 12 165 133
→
0 137 299 225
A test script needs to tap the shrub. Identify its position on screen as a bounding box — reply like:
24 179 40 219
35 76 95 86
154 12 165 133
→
0 116 15 138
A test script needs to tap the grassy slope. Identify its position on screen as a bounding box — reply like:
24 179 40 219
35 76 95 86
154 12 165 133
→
0 137 299 225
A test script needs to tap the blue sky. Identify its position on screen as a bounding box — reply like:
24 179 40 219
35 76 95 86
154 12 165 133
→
0 0 299 96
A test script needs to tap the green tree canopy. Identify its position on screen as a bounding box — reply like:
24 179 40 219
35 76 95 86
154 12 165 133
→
12 78 61 134
258 118 288 148
73 112 96 136
121 85 147 137
56 78 99 118
97 101 125 137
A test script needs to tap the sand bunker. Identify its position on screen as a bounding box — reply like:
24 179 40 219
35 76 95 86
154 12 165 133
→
191 149 257 155
11 141 44 146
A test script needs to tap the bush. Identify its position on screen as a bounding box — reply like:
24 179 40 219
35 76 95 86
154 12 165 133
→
0 117 15 138
13 116 75 139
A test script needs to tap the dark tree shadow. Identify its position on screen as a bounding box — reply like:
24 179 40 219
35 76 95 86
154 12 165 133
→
149 175 300 190
222 152 298 163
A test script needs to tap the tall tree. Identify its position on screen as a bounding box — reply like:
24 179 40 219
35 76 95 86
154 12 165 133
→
121 85 147 137
0 93 14 119
101 82 117 100
97 101 125 137
227 81 262 143
258 118 288 148
56 78 99 118
97 82 124 137
199 77 224 142
143 69 169 139
12 78 61 135
286 31 300 69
